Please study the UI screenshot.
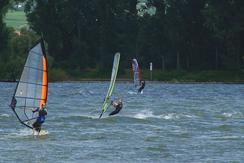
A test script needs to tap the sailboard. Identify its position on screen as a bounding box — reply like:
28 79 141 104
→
132 58 141 88
33 130 48 136
10 38 48 129
99 53 120 118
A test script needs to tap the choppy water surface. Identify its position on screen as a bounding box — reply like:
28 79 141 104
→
1 82 244 162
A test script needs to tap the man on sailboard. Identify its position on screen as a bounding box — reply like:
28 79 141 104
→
109 99 123 116
32 103 47 135
138 80 145 93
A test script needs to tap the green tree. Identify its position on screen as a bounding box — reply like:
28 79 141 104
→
203 0 244 71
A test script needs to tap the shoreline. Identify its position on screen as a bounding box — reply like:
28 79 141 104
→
1 79 244 84
2 69 244 84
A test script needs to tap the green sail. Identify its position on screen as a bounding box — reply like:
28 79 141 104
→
99 53 120 118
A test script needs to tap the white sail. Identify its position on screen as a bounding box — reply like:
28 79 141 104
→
10 39 48 129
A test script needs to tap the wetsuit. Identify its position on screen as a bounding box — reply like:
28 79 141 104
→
138 81 145 93
32 108 47 132
109 101 123 116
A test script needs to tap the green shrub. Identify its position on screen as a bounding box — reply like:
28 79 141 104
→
49 68 69 81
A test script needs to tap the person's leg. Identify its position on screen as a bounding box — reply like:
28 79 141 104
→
36 123 41 134
32 122 41 135
33 121 38 135
109 108 121 116
138 87 142 93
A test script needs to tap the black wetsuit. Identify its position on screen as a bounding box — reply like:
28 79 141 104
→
109 102 123 116
32 108 47 132
138 81 145 93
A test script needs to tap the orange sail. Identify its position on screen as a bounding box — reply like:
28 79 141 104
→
40 56 48 107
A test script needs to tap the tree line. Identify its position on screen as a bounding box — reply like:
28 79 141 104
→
1 0 244 81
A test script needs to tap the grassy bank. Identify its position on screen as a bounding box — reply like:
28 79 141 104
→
141 70 244 83
1 68 244 83
4 11 27 29
48 68 244 83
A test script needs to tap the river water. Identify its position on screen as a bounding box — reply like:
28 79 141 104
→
0 82 244 162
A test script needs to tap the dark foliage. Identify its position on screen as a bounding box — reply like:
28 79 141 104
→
1 0 244 80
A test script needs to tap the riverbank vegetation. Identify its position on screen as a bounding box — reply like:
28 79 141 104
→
1 0 244 82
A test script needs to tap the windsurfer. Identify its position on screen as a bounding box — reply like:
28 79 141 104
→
32 103 47 135
109 99 123 116
138 80 145 93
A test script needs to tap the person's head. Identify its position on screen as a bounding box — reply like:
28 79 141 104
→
41 103 46 109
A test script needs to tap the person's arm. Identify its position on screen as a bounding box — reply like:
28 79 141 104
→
32 107 39 113
44 109 47 115
110 100 114 105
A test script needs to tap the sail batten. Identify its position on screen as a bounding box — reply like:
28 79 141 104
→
15 96 46 100
18 81 47 86
24 65 48 72
10 39 48 129
13 105 39 108
30 50 45 56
